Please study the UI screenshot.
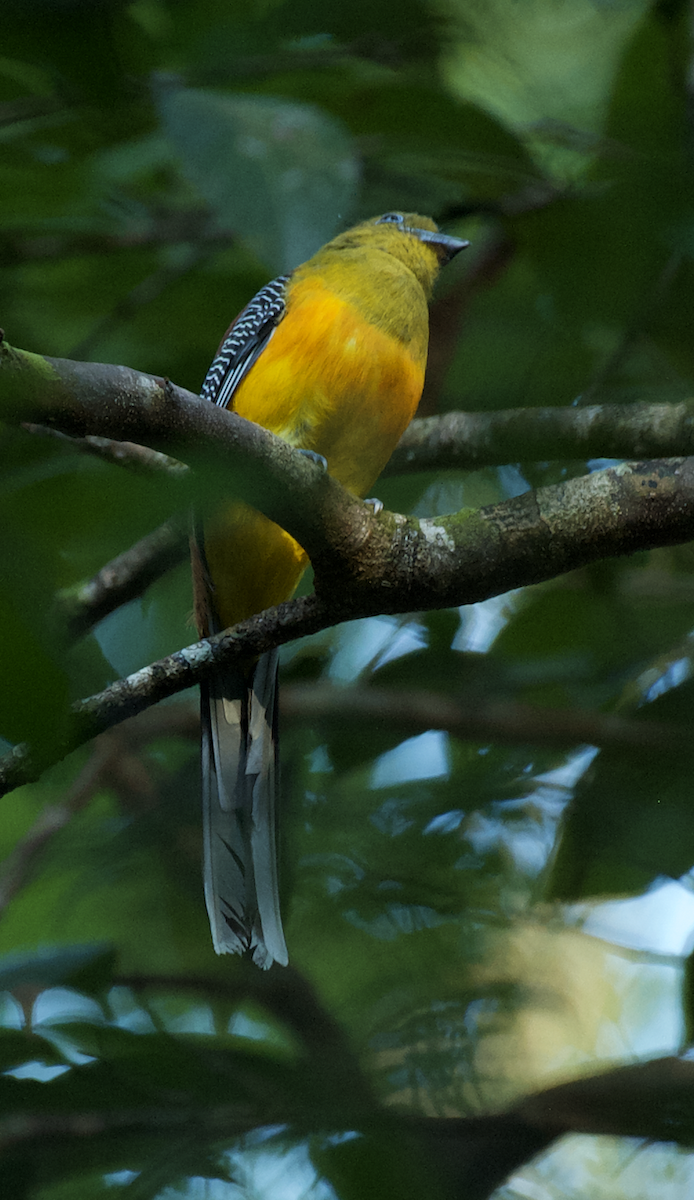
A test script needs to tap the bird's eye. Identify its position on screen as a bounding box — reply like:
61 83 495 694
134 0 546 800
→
376 212 405 225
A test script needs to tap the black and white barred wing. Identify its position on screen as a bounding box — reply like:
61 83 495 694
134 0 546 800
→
201 274 290 411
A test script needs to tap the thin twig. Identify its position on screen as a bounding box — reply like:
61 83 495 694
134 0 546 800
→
0 705 199 915
280 684 694 755
580 251 684 406
58 519 189 639
3 457 694 797
68 244 215 360
22 422 189 476
0 739 114 916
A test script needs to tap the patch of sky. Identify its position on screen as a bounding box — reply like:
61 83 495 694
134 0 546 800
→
106 1138 328 1197
328 616 415 683
413 464 530 521
424 809 465 835
454 592 520 653
642 655 691 703
461 812 504 859
497 464 531 498
5 1060 70 1081
94 597 158 677
455 747 599 875
308 744 332 774
370 730 450 789
324 1131 361 1146
570 876 694 958
0 992 23 1027
506 826 555 876
224 1140 338 1200
587 458 625 472
148 1178 238 1198
370 796 416 836
107 986 157 1032
511 748 600 868
33 987 105 1027
104 1171 140 1188
228 1010 275 1042
605 952 684 1058
533 745 600 798
371 621 428 670
411 476 467 517
148 1002 215 1035
31 988 104 1065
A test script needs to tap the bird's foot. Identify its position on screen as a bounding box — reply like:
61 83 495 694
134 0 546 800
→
297 449 328 471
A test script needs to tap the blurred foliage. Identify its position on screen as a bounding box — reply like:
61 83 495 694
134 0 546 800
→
3 0 694 1196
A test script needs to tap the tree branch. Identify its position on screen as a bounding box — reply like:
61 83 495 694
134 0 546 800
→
0 707 199 914
0 339 352 560
4 341 694 793
1 1038 692 1200
2 456 694 796
281 684 694 756
21 422 188 477
57 519 189 639
7 338 694 492
0 595 329 798
388 400 694 473
4 342 694 606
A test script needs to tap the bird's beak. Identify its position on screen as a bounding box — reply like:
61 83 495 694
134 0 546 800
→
410 227 470 264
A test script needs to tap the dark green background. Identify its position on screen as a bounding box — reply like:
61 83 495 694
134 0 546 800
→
2 0 694 1195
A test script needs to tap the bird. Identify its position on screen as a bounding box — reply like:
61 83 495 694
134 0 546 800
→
194 211 468 967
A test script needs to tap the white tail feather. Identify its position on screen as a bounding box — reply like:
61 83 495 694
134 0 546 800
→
201 649 288 966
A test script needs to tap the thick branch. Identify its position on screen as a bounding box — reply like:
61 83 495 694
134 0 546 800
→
388 401 694 473
4 342 694 792
3 457 694 795
311 457 694 619
0 341 331 532
5 343 694 619
6 340 694 521
1 341 380 599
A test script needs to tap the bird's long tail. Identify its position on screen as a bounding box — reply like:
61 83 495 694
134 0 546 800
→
201 649 288 968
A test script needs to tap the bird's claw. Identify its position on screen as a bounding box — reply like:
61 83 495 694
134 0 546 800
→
297 449 328 471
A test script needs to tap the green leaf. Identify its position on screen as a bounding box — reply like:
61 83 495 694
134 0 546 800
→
0 943 116 994
603 3 689 153
313 1129 440 1200
157 84 359 273
440 0 654 176
547 675 694 900
0 589 69 749
47 1022 299 1108
0 1027 68 1072
2 0 140 107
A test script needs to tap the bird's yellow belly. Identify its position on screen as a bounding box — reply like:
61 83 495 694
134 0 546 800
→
204 286 425 630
